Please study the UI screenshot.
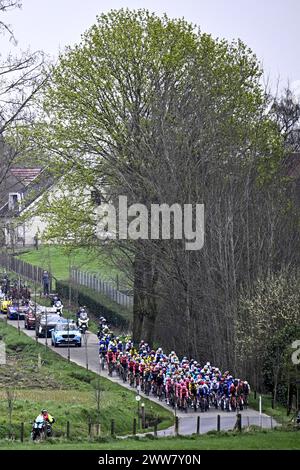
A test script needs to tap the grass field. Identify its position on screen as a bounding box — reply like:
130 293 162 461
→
0 429 299 450
0 320 173 439
248 392 295 426
16 246 130 289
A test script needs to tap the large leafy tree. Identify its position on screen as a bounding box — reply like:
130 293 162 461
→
21 9 298 370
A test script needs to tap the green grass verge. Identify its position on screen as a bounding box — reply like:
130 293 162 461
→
0 429 299 450
0 320 172 439
248 393 295 426
16 246 130 289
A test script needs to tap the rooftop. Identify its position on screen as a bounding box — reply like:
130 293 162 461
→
10 168 42 187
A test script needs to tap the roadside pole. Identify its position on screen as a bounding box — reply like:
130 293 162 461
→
136 391 141 429
67 319 70 362
259 395 262 428
68 259 72 310
45 310 48 348
34 281 38 344
85 332 88 370
97 338 101 435
17 276 20 335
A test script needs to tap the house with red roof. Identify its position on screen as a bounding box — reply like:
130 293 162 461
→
0 166 54 247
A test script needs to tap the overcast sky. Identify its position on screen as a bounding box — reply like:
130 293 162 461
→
1 0 300 94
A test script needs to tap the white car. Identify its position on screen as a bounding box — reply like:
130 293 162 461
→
51 322 82 347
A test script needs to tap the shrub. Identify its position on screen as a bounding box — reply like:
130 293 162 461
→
56 280 132 330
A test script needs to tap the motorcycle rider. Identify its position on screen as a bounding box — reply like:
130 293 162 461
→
76 306 88 326
32 409 55 439
97 316 107 339
42 409 55 426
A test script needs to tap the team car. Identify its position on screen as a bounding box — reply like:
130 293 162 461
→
24 308 36 329
7 304 27 320
51 322 82 347
0 299 12 314
35 313 63 338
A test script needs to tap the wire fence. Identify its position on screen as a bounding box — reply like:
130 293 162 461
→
0 253 53 289
71 268 133 309
0 413 281 442
0 254 133 309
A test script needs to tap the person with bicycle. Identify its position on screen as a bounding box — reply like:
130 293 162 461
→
119 352 128 381
128 356 136 386
107 348 117 376
179 379 188 410
99 340 107 369
198 380 209 411
143 366 152 395
236 379 244 409
242 380 250 407
165 375 173 405
189 378 198 408
229 378 238 411
156 369 164 400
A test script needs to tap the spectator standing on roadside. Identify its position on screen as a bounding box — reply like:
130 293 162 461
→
42 270 50 296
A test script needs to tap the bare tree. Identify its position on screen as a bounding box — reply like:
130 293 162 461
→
0 0 46 245
271 87 300 152
0 1 21 44
6 387 16 438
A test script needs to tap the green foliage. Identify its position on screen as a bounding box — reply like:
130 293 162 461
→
16 8 275 245
262 324 300 406
56 280 132 331
236 270 300 363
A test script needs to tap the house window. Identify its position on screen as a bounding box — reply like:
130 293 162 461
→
91 190 101 206
8 193 20 211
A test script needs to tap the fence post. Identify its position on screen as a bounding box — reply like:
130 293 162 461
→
217 414 221 432
133 418 137 435
111 419 115 437
254 390 257 400
88 419 92 438
236 413 242 432
175 416 179 436
154 420 158 437
20 422 24 442
66 421 70 439
196 416 200 434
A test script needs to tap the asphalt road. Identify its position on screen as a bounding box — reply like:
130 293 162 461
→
5 316 277 436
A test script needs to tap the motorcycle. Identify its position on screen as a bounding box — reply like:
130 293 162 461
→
54 300 63 316
31 420 52 441
78 311 89 333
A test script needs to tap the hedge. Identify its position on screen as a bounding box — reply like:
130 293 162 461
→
56 280 132 331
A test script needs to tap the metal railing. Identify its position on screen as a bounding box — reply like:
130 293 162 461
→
0 252 51 286
71 268 133 309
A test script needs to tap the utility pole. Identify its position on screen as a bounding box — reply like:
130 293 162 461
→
68 260 72 310
85 333 88 370
67 319 70 362
17 275 20 335
45 309 48 348
34 277 38 344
